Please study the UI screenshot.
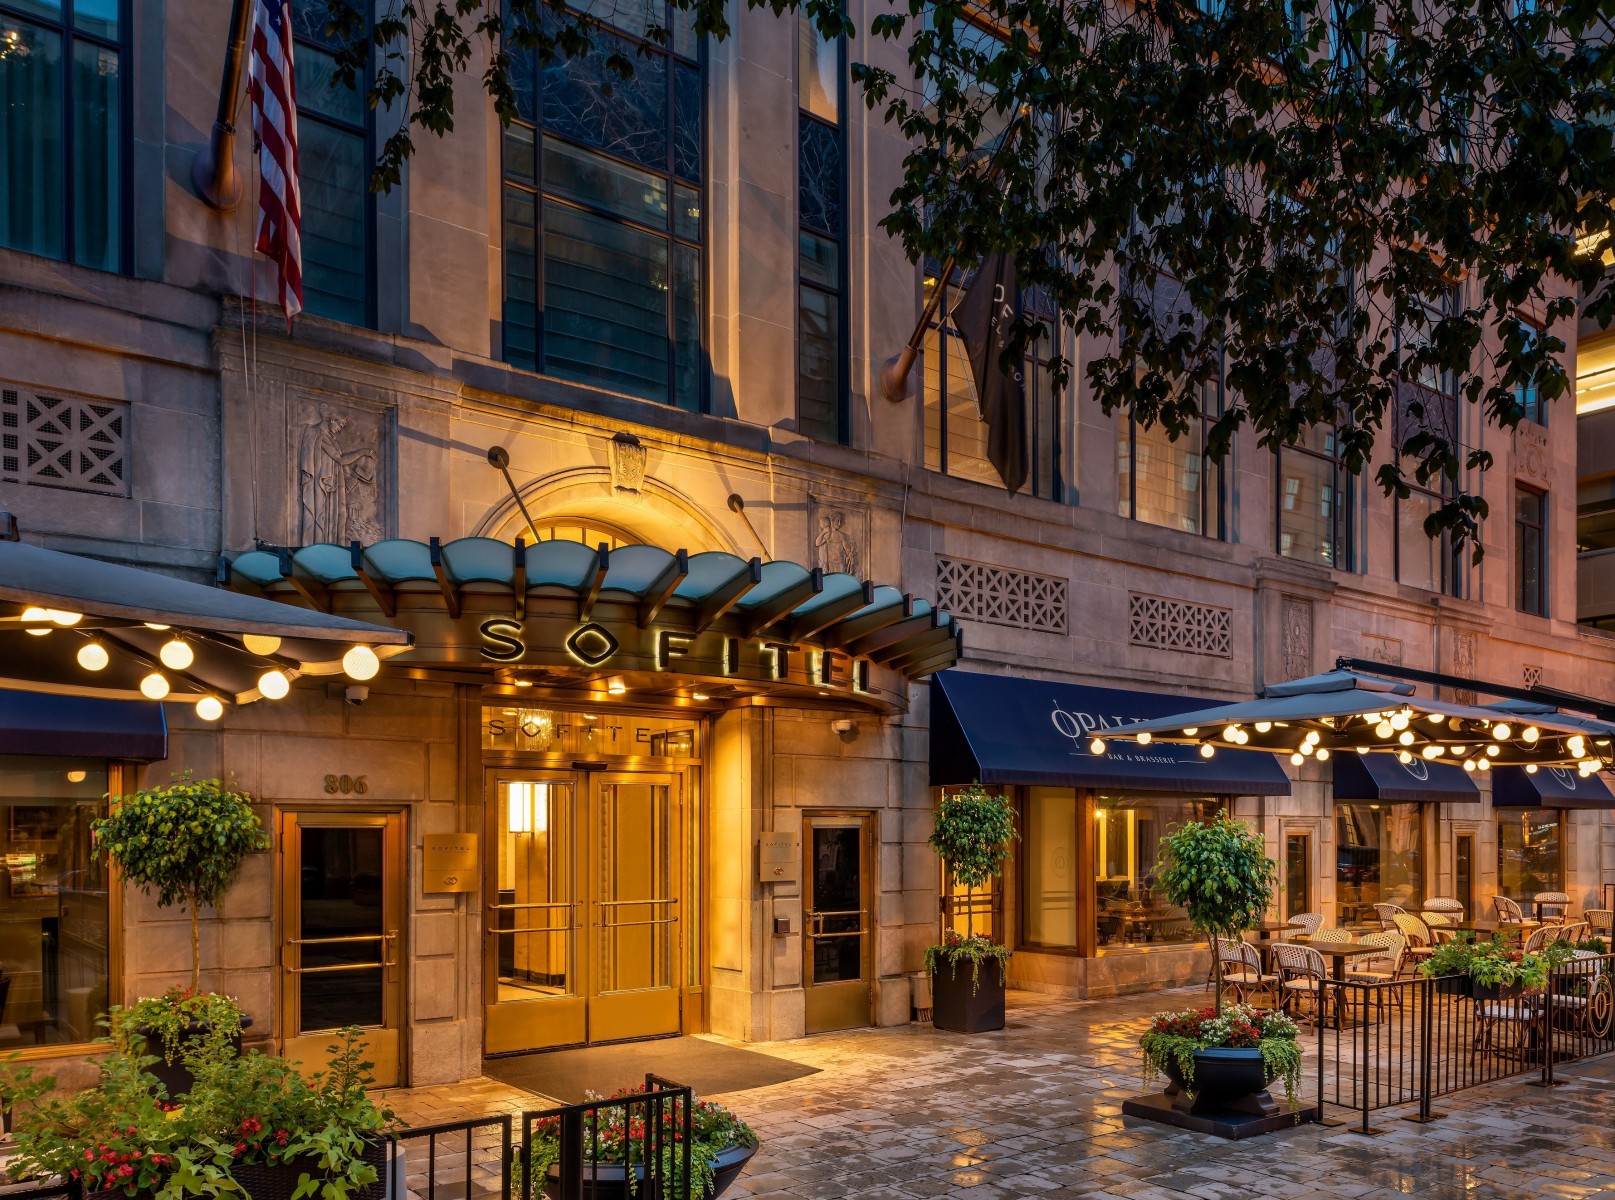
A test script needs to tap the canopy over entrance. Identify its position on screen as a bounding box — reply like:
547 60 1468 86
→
227 538 962 714
0 536 410 715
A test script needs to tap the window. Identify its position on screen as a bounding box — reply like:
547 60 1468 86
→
1095 793 1221 948
1022 787 1078 949
1278 425 1349 566
1515 318 1546 425
797 13 846 444
1335 802 1424 925
1284 832 1311 919
1394 288 1465 596
1454 833 1475 917
0 0 125 272
0 756 112 1048
502 3 704 411
1516 485 1547 616
1118 377 1225 538
922 275 1062 499
1497 811 1561 900
292 8 371 324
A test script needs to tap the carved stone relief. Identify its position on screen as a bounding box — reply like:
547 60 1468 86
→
289 398 388 546
1451 631 1477 705
1365 635 1404 666
808 497 866 578
1281 596 1313 681
1514 423 1551 486
608 431 648 497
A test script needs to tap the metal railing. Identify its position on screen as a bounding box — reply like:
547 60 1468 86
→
392 1112 513 1200
516 1074 695 1200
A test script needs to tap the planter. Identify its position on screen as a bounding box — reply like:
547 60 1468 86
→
542 1142 757 1200
1472 979 1525 1002
85 1139 389 1200
1158 1048 1281 1118
138 1014 253 1101
930 957 1005 1034
1432 975 1469 997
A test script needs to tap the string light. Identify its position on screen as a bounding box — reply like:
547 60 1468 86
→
1463 759 1476 772
258 670 290 700
76 642 109 671
1390 712 1410 731
1135 732 1152 745
1182 727 1199 736
1398 731 1415 746
1199 743 1216 758
342 645 380 681
1493 723 1512 740
1525 764 1538 774
1375 721 1394 739
1290 753 1305 765
139 673 170 700
1255 721 1272 733
241 634 282 657
1315 748 1330 762
159 638 194 671
1397 750 1413 764
1090 738 1107 755
1485 744 1500 757
1222 725 1241 741
195 696 224 721
1522 726 1540 744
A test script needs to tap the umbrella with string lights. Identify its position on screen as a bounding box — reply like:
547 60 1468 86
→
1094 670 1614 778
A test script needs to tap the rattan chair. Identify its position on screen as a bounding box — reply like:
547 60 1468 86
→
1289 912 1324 937
1524 924 1557 953
1272 942 1331 1025
1535 892 1573 924
1347 931 1407 1021
1309 927 1356 945
1420 911 1458 943
1586 909 1615 938
1494 896 1526 924
1220 940 1279 1005
1559 921 1591 946
1424 897 1465 920
1373 902 1407 930
1392 913 1436 966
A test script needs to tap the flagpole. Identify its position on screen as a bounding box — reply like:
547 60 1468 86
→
192 0 254 210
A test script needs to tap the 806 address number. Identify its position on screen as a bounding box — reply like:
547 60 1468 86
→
324 774 369 795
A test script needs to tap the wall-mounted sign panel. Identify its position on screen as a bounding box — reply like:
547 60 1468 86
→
759 831 801 884
423 832 478 892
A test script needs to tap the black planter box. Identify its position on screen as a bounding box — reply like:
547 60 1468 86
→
138 1014 252 1101
542 1142 756 1200
1472 979 1525 1002
1432 975 1469 997
930 957 1005 1034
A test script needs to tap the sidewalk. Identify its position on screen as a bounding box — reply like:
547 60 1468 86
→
387 987 1615 1199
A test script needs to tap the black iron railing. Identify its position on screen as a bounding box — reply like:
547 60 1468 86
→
391 1111 514 1200
517 1074 695 1200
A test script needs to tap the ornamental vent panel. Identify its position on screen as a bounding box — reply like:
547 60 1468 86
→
1 386 129 497
1128 593 1232 658
935 557 1068 634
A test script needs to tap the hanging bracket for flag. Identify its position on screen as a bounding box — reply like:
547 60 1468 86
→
192 0 254 210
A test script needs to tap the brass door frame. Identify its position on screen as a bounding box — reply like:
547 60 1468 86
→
483 768 684 1053
802 813 874 1035
276 808 407 1087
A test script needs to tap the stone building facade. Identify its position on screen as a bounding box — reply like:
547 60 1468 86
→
0 0 1610 1088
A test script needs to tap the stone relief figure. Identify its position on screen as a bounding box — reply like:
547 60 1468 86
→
814 509 861 576
1281 597 1312 680
295 406 383 546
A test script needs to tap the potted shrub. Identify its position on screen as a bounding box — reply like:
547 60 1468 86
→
1140 1003 1304 1116
0 1026 394 1200
519 1085 758 1199
1418 936 1555 1001
925 782 1016 1033
1419 939 1480 996
92 772 269 1096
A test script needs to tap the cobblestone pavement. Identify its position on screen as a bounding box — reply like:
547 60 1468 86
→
388 987 1615 1199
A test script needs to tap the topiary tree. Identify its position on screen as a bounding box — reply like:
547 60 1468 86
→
1155 813 1277 1015
929 782 1017 939
93 772 269 990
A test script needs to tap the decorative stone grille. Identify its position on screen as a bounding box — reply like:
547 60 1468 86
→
1523 664 1543 689
1 386 129 497
1128 593 1232 658
936 557 1068 634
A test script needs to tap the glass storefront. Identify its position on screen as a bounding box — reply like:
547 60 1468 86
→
1022 787 1077 948
1497 811 1562 899
0 757 110 1047
1095 793 1218 948
1335 802 1424 924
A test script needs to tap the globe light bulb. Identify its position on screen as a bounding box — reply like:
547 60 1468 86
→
139 672 170 700
1199 743 1215 759
1234 730 1250 744
1391 712 1410 731
1222 725 1241 741
1182 727 1198 736
1428 713 1446 725
1135 732 1152 745
1463 758 1476 771
1493 723 1512 740
195 696 224 721
1398 750 1413 764
19 606 48 623
1255 721 1272 733
159 638 194 671
241 634 282 657
1315 748 1330 762
343 645 380 681
1303 730 1320 746
1525 764 1538 774
1375 721 1394 739
1090 738 1107 755
1485 744 1500 757
1522 726 1540 744
143 623 171 631
1569 735 1587 758
1398 731 1415 746
1477 758 1490 772
47 610 82 626
1423 745 1441 759
76 641 109 672
1354 746 1370 755
1291 753 1305 766
258 669 291 700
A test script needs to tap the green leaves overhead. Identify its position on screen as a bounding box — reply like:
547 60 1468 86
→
930 781 1017 891
1153 812 1276 942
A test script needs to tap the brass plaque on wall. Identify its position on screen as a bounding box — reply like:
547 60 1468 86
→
423 833 478 892
758 831 800 884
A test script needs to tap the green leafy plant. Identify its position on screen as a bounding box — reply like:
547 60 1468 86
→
926 783 1017 984
1153 814 1277 1014
93 772 268 989
1139 1003 1304 1110
1418 935 1554 990
514 1085 757 1199
0 1026 394 1200
923 930 1012 993
116 987 244 1066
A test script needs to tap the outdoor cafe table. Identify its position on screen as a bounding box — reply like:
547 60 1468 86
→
1276 941 1386 1029
1443 919 1540 940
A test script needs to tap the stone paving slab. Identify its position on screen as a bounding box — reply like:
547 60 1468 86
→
385 987 1615 1199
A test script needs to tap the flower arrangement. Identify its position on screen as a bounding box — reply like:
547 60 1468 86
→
0 1025 394 1200
923 930 1012 992
117 986 244 1067
1139 1003 1304 1107
516 1084 757 1199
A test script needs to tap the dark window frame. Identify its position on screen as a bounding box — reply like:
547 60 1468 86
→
1393 286 1466 597
1515 482 1548 617
1495 809 1564 900
1276 431 1352 568
1118 372 1227 540
0 0 132 273
500 7 708 412
795 16 848 445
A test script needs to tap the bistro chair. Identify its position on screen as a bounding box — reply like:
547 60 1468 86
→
1289 912 1324 937
1272 942 1331 1026
1558 921 1591 946
1221 940 1280 1006
1373 902 1407 931
1586 909 1614 939
1534 892 1573 925
1392 913 1436 967
1476 989 1544 1057
1545 950 1609 1036
1524 924 1557 954
1420 911 1457 943
1308 927 1356 945
1423 897 1465 921
1494 896 1526 924
1211 936 1245 994
1347 931 1408 1021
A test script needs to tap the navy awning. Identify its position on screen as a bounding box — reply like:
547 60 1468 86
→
1491 765 1615 809
1330 751 1479 803
929 670 1291 795
0 689 167 761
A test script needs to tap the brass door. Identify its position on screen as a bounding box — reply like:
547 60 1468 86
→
277 811 405 1087
485 770 682 1052
803 815 872 1035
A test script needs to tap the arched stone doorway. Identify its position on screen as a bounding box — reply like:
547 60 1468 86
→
472 466 742 555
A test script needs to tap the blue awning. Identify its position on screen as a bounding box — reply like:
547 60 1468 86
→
1330 751 1479 803
929 670 1292 795
1491 765 1615 809
0 689 167 761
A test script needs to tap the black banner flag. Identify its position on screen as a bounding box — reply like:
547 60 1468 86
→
951 253 1027 494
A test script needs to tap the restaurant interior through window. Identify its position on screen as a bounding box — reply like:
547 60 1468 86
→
1496 810 1563 900
1335 801 1424 925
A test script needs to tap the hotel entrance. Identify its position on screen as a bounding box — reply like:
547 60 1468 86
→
482 706 699 1054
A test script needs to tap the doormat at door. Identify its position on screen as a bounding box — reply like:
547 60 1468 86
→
484 1036 820 1103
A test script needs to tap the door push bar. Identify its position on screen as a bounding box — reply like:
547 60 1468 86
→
284 930 398 973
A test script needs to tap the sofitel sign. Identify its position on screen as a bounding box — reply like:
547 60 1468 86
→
478 618 876 695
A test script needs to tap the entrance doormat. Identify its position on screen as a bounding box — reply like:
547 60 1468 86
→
485 1036 820 1103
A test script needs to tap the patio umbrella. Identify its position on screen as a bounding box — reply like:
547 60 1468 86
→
0 538 411 720
1095 669 1612 776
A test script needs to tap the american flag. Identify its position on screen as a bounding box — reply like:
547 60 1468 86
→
249 0 303 320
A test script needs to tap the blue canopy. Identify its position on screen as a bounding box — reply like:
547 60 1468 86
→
929 670 1292 795
1492 764 1615 809
1330 750 1479 803
0 688 166 761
